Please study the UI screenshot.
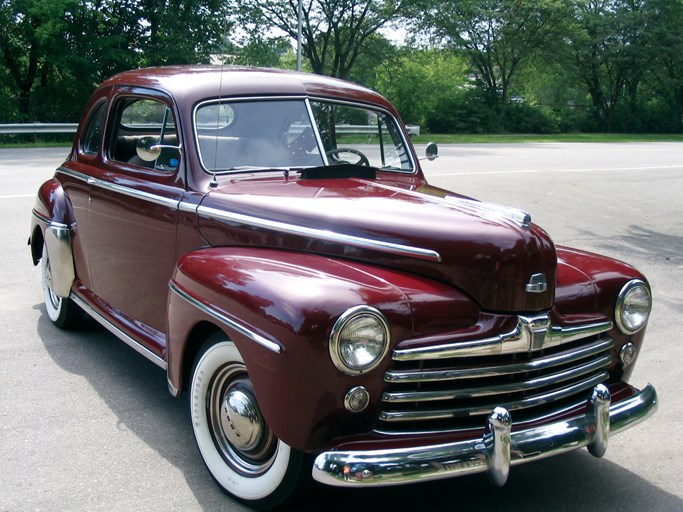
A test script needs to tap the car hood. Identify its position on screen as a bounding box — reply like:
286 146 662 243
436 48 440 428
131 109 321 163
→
197 175 557 312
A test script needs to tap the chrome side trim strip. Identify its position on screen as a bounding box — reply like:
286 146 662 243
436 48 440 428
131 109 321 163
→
90 177 180 208
169 282 281 354
58 167 181 209
312 384 657 487
31 209 67 228
70 294 167 370
385 338 615 383
393 317 613 361
196 205 442 262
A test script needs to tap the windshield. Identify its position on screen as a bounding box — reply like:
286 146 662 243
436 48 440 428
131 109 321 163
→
194 98 413 173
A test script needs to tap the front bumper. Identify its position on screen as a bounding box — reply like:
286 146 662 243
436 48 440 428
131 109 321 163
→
312 383 657 487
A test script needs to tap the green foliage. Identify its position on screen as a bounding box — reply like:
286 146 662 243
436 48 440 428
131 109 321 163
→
237 0 420 79
0 0 232 122
2 0 683 134
375 49 468 126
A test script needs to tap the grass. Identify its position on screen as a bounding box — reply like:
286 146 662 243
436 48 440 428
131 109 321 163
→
411 133 683 144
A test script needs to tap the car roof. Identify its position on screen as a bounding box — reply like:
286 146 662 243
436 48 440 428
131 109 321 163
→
99 65 396 112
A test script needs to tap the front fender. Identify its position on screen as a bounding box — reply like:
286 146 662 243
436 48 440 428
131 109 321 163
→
29 178 75 297
167 247 422 452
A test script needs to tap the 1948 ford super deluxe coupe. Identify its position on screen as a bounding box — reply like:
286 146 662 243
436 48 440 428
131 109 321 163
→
29 66 657 509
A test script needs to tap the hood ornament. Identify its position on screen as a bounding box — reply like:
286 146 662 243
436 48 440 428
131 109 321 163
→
526 273 548 293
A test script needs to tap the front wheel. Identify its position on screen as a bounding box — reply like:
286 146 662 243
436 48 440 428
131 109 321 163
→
190 336 308 510
42 242 82 329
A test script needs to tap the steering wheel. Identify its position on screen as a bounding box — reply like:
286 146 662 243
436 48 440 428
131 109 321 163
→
326 148 370 166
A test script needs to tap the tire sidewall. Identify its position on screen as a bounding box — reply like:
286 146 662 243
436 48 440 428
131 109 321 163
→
42 242 65 323
190 340 294 503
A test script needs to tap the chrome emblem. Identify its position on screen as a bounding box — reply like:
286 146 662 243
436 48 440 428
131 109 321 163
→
526 273 548 293
519 314 551 351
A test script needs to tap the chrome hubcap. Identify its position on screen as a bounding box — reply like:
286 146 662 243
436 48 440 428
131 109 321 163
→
208 362 277 477
221 385 263 452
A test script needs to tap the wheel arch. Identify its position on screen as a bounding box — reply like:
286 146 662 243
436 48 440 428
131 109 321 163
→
29 178 76 297
165 246 418 452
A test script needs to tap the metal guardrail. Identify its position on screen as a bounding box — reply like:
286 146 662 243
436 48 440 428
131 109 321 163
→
0 123 78 135
0 123 420 136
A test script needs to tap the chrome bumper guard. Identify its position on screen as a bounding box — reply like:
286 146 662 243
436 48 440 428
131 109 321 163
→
312 383 657 487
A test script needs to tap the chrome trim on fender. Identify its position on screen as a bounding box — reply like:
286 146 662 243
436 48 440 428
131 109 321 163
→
312 383 657 487
70 294 167 370
393 316 613 361
33 213 75 298
169 282 281 354
196 205 442 262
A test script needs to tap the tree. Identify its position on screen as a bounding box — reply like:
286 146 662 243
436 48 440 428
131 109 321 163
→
0 0 77 118
237 0 417 79
421 0 572 105
569 0 648 132
375 49 468 125
0 0 232 122
642 0 683 131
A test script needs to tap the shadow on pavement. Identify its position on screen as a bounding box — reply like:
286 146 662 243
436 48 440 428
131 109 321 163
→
37 305 681 512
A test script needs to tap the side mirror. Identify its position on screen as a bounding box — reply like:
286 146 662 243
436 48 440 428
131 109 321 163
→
136 136 162 162
136 136 182 162
425 142 439 161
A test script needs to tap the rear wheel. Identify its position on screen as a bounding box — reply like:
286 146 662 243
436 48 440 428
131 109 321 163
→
190 335 307 510
42 242 82 329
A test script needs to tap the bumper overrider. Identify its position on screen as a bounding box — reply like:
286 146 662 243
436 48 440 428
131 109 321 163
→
312 383 657 487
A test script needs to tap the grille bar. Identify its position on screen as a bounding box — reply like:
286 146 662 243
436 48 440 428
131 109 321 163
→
393 318 613 360
380 314 617 433
385 338 615 384
379 371 609 422
382 354 612 403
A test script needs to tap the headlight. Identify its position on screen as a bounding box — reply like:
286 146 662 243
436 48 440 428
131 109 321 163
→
329 306 390 375
615 280 652 334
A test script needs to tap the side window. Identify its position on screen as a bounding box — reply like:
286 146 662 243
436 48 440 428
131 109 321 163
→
109 97 179 172
81 101 107 156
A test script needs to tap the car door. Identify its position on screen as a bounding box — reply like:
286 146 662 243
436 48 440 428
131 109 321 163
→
86 90 184 355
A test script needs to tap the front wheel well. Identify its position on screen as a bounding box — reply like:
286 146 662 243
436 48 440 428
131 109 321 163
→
181 321 225 391
29 226 45 265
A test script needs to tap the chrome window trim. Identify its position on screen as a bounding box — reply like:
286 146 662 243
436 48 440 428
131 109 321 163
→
307 96 417 174
169 282 281 354
192 95 416 175
196 204 442 263
193 95 311 173
70 294 167 370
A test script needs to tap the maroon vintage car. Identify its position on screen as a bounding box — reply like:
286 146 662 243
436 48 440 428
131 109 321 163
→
29 66 657 509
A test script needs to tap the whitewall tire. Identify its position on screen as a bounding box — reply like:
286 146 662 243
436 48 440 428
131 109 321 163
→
42 242 81 329
190 336 307 510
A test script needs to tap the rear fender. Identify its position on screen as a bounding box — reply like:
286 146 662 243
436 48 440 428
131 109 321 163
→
167 247 418 451
29 179 75 297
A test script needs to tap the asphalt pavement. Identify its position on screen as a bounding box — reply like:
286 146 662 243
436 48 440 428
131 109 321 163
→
1 143 681 511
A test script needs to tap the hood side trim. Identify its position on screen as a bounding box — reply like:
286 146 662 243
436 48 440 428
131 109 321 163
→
196 204 442 262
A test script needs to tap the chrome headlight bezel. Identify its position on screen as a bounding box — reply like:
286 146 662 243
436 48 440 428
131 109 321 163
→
615 279 652 334
329 306 390 375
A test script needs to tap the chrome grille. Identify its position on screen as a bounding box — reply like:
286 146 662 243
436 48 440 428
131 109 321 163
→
378 334 615 434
